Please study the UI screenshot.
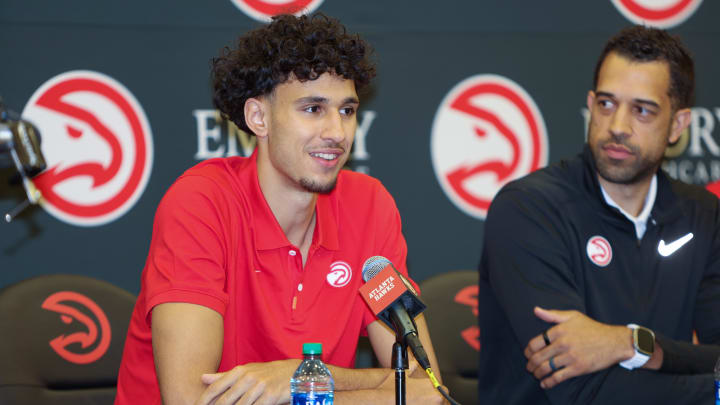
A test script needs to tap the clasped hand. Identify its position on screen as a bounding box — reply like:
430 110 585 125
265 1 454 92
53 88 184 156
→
194 359 300 405
523 306 633 389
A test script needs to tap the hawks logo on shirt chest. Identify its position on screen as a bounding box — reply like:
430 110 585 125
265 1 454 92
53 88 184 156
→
586 235 612 267
326 261 352 287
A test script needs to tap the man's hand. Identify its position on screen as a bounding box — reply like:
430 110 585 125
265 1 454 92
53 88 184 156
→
195 359 301 405
524 306 634 389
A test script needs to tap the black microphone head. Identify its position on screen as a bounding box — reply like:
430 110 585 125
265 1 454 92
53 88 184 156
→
12 120 46 177
361 256 391 282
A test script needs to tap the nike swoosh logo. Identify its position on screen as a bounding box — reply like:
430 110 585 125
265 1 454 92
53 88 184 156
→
658 233 693 257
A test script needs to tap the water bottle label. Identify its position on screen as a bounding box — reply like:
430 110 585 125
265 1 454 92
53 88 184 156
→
292 393 333 405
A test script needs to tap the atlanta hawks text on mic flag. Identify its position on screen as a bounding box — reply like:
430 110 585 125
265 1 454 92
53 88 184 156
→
359 256 451 402
359 256 426 329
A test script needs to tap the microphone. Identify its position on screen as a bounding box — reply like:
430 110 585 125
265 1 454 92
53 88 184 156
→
0 96 46 176
359 256 430 370
360 256 462 405
0 119 46 177
0 97 46 222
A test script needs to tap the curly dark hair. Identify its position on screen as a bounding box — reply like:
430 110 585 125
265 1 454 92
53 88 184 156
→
211 13 376 134
593 25 694 110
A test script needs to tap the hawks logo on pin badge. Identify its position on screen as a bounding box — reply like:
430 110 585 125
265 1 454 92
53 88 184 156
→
587 235 613 267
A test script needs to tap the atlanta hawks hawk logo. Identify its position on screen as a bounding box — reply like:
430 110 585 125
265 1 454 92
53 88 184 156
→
587 235 613 267
431 74 548 219
22 70 153 226
230 0 325 22
327 261 352 287
611 0 703 28
455 285 480 351
42 291 112 364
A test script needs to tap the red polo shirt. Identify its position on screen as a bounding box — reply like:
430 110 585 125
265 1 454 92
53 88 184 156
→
115 151 416 404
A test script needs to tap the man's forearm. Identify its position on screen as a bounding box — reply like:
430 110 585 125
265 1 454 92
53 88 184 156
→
326 366 389 391
336 389 397 405
327 362 433 392
333 373 444 405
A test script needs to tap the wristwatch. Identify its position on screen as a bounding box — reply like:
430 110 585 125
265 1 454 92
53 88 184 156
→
619 323 655 370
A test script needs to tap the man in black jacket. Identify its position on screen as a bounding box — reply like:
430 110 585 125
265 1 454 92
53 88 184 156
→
479 26 720 404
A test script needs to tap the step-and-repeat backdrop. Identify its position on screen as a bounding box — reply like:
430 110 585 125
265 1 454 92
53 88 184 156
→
2 1 718 299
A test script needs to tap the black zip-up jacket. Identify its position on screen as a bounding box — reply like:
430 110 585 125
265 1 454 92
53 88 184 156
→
479 145 720 404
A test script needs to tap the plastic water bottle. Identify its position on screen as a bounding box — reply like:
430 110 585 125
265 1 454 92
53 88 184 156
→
715 355 720 405
291 343 334 405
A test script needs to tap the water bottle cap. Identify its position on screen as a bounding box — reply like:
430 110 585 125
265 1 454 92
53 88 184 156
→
302 342 322 355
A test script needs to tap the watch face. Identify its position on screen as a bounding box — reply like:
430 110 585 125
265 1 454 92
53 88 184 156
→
636 328 655 355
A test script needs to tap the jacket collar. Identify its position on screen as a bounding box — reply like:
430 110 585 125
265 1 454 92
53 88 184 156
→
579 144 682 225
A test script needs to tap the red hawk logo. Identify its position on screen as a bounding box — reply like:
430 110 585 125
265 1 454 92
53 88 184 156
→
611 0 703 28
431 74 548 219
327 261 352 288
455 285 480 351
229 0 325 21
22 70 153 226
41 291 112 364
587 235 613 267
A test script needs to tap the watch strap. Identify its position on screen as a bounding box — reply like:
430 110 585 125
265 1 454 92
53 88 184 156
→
619 324 651 370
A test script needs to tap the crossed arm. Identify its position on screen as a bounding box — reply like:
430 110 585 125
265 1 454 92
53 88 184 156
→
522 306 663 389
518 305 720 403
482 187 720 404
152 302 445 405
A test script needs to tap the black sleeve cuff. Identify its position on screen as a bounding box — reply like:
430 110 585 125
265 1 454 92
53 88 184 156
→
656 332 720 374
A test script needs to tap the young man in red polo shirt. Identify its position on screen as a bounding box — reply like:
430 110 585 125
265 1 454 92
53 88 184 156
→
115 13 445 405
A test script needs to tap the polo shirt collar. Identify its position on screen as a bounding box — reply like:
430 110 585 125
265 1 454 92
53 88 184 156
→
315 190 340 251
243 150 340 252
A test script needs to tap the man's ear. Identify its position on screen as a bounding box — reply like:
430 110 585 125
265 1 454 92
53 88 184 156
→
669 108 691 144
245 97 268 138
586 90 596 112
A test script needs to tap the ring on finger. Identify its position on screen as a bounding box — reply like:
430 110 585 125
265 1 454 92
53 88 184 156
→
549 356 558 372
542 330 551 346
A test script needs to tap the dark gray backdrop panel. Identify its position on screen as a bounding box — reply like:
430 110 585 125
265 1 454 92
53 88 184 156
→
2 0 719 292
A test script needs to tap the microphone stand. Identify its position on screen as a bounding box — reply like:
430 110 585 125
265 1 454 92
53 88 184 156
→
391 341 408 405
